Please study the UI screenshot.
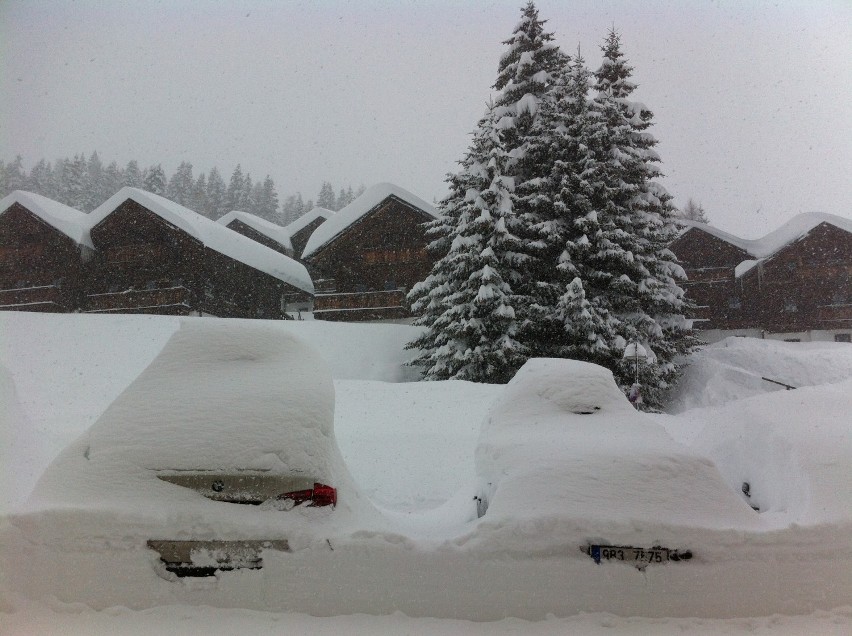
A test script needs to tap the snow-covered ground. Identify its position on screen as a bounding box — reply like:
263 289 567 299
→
1 311 851 634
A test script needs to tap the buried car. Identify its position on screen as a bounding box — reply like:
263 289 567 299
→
474 359 788 558
9 320 376 580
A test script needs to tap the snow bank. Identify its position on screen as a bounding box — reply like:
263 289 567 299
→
665 379 852 525
2 317 852 621
667 336 852 412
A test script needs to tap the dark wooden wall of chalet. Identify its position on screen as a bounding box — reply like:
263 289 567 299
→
307 199 433 293
669 228 751 270
199 247 293 319
226 220 291 257
85 200 205 301
290 218 326 260
737 223 852 332
668 228 753 329
0 203 84 311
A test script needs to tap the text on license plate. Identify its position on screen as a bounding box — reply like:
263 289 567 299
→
589 545 672 564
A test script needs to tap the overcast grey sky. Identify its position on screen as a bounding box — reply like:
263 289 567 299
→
1 0 850 237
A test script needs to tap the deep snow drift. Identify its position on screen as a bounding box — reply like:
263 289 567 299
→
1 312 852 630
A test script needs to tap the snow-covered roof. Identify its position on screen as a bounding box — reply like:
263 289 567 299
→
301 183 439 259
88 188 313 294
0 190 94 249
216 210 293 253
743 212 852 258
680 212 852 260
283 206 334 238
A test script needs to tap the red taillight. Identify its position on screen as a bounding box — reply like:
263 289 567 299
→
311 483 337 508
277 483 336 508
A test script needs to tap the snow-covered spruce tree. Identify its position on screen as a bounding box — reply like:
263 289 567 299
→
407 106 529 383
584 29 697 407
545 52 619 364
409 1 565 382
492 1 566 350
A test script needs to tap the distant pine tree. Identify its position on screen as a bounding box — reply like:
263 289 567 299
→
142 164 167 196
166 161 195 208
206 167 227 219
102 161 124 202
124 160 143 188
224 165 245 212
27 159 55 199
316 181 336 210
680 198 709 223
3 155 26 196
192 172 210 217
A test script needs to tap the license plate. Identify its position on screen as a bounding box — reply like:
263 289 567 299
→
586 545 691 565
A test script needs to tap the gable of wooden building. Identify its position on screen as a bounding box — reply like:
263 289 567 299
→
0 191 92 312
217 211 294 257
301 183 439 321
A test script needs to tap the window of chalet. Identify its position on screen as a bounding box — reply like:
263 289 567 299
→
784 298 798 312
355 283 368 293
384 280 397 291
834 333 851 343
728 296 742 309
832 289 848 305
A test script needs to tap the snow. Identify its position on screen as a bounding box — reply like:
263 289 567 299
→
216 210 294 253
2 312 852 632
88 188 313 293
0 190 94 249
301 183 439 259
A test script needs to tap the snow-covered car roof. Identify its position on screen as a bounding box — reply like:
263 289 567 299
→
0 190 94 249
88 188 314 293
301 183 438 259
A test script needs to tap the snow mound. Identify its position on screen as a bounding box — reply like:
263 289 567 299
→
475 359 761 542
668 337 852 412
670 379 852 525
30 320 342 510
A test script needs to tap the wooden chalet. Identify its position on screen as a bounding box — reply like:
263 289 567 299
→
300 184 439 321
83 188 314 318
286 207 334 261
0 191 93 313
216 211 294 257
670 214 852 343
